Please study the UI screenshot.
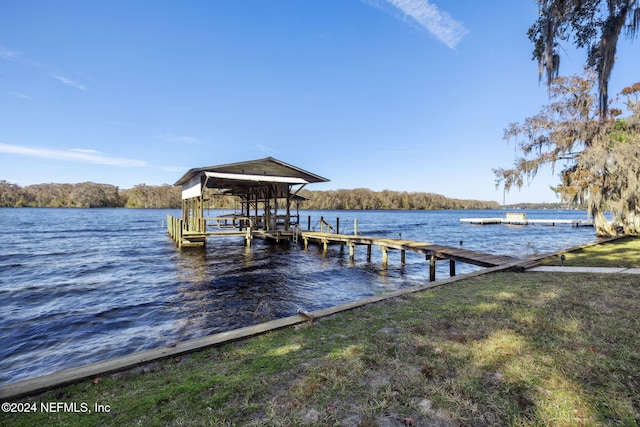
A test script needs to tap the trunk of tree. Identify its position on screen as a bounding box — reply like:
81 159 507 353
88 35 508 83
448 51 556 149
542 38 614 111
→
593 208 617 237
620 209 640 235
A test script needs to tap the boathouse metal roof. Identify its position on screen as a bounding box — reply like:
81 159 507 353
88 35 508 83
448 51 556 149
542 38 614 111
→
174 157 329 199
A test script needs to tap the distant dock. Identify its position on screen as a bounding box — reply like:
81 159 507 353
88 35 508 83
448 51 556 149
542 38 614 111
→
460 212 593 227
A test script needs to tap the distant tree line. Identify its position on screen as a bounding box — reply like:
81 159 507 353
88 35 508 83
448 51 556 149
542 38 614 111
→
297 188 500 210
503 202 585 210
0 180 182 208
0 180 501 210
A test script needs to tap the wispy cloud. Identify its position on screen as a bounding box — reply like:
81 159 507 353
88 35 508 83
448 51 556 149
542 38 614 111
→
1 44 89 90
158 134 203 144
69 148 102 155
53 75 86 91
364 0 468 48
1 45 47 70
0 46 20 60
11 92 31 100
0 143 148 167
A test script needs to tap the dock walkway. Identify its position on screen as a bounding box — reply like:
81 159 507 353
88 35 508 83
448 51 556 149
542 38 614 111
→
300 231 518 281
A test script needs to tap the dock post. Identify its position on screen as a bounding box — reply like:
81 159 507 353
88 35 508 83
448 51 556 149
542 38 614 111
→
348 242 355 260
449 259 455 277
307 215 311 231
429 254 436 281
245 226 252 247
173 217 178 243
381 246 388 269
367 244 372 260
336 217 339 234
354 218 358 235
401 250 406 265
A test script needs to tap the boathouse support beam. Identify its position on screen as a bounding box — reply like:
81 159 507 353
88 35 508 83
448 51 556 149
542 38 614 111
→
285 186 291 231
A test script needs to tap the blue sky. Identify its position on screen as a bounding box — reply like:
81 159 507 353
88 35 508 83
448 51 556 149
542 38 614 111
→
1 1 638 203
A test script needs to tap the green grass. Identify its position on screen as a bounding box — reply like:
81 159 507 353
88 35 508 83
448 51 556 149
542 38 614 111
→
4 268 639 426
542 236 640 267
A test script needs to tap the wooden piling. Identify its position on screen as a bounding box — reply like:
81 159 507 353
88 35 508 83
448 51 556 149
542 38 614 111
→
245 226 252 247
429 254 436 281
167 215 185 248
381 246 388 269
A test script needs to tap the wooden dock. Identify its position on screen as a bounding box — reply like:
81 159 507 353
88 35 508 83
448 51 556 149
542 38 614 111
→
301 231 517 281
460 212 593 227
169 213 521 281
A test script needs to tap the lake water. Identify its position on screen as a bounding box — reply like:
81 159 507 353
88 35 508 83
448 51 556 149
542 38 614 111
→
0 208 596 385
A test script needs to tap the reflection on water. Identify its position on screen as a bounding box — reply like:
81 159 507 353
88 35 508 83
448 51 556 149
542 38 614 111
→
0 208 597 385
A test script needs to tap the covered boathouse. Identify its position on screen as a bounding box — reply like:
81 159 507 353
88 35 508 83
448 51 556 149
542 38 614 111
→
168 157 329 248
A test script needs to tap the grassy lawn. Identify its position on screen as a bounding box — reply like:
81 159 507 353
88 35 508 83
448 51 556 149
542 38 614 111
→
3 268 639 426
541 236 640 268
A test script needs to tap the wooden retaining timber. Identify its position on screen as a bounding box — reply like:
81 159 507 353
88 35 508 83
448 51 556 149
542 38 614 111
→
300 231 517 281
